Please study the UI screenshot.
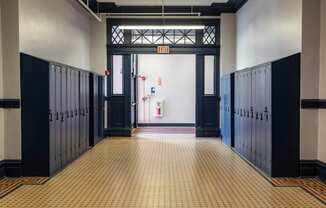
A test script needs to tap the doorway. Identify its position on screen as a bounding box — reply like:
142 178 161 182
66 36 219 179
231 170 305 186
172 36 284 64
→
104 22 220 137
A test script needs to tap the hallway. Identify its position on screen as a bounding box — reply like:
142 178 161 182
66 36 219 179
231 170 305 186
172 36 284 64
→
0 135 324 208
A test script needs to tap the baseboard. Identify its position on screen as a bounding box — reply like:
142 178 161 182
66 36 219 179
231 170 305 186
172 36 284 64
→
0 99 20 109
301 99 326 109
196 128 221 138
0 160 22 177
300 160 326 181
0 161 5 178
105 128 132 137
138 123 195 127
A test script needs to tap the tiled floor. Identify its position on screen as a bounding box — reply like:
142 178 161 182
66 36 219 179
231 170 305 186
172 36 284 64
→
0 134 325 208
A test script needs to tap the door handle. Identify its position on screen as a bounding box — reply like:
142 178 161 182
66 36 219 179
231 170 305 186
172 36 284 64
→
131 102 137 107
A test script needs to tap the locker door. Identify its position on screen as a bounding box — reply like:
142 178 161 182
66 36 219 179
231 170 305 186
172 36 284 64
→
86 73 90 148
252 70 257 166
95 76 99 143
71 70 76 160
55 66 62 170
239 73 243 154
49 64 57 175
67 69 72 163
258 66 266 170
234 75 237 150
247 71 252 162
61 67 68 167
235 73 240 152
81 72 86 152
265 64 272 175
221 77 224 141
244 72 249 160
79 72 84 153
76 71 80 156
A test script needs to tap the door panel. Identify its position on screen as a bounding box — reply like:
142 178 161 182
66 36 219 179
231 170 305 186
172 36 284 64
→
196 54 220 137
107 55 132 136
49 64 56 174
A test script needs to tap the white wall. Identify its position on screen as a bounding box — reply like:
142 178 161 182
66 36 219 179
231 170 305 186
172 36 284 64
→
1 0 21 160
19 0 91 69
220 13 236 76
137 55 196 124
300 0 320 160
318 0 326 163
0 1 4 161
90 19 107 75
236 0 302 69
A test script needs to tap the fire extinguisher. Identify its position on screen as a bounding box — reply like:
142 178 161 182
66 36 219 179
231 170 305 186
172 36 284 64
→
156 102 161 116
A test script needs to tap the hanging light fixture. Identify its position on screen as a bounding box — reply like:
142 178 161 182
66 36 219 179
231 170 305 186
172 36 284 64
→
118 1 205 30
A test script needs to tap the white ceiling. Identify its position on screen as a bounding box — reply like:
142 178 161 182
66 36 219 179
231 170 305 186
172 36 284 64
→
97 0 228 6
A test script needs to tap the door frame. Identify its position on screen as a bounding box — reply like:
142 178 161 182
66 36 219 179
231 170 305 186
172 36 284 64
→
105 20 221 137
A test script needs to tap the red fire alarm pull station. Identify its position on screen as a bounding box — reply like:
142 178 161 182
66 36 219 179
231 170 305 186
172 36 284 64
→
157 46 170 54
104 68 110 76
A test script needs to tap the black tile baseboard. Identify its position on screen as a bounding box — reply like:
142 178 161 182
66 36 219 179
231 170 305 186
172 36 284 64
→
301 99 326 109
0 99 20 109
300 160 326 181
0 160 22 178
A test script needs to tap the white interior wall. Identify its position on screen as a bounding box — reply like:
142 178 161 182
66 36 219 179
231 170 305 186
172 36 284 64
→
0 1 4 161
137 55 196 124
236 0 302 70
90 19 107 75
1 0 21 160
318 0 326 163
19 0 91 69
300 0 321 160
220 13 236 75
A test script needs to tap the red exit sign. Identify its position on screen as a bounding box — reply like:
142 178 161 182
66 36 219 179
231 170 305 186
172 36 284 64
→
157 46 170 54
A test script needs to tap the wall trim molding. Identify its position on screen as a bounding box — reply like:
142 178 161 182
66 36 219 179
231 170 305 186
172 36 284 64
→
138 123 195 127
0 99 21 109
0 160 22 178
300 160 326 181
301 99 326 109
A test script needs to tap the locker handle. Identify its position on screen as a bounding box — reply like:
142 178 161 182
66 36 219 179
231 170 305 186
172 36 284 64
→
49 111 53 122
60 112 64 122
260 113 263 121
75 110 78 116
56 112 59 121
66 111 69 119
255 112 259 120
70 111 74 118
265 113 269 121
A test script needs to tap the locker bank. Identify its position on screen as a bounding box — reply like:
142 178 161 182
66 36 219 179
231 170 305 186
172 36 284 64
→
0 0 325 207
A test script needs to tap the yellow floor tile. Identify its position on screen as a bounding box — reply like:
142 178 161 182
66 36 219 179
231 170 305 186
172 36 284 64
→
0 134 325 208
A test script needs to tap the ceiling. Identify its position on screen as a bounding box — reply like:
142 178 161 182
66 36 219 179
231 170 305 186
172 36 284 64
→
97 0 229 6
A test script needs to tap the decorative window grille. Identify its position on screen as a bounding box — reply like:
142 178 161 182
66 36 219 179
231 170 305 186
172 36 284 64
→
110 26 217 46
131 29 196 45
203 26 216 45
112 26 125 44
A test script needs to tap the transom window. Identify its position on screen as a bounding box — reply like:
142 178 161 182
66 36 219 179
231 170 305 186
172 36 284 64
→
110 25 217 46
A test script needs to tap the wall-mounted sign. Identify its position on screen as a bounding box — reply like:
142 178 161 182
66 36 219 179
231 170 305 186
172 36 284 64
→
157 46 170 54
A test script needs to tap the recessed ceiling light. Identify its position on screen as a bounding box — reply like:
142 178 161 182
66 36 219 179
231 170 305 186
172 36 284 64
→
118 25 205 30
